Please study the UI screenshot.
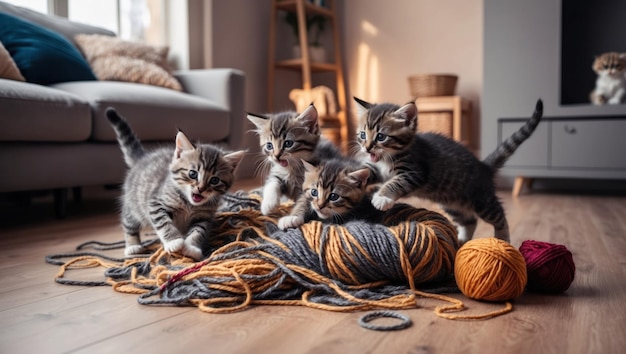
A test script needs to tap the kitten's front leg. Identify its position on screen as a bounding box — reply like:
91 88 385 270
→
183 219 211 260
261 179 282 215
278 195 308 229
371 175 412 211
608 87 625 104
148 201 184 254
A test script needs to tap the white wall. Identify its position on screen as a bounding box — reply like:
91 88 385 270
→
341 0 483 148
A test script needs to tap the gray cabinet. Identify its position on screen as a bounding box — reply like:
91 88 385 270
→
483 0 626 194
498 117 626 180
550 120 626 169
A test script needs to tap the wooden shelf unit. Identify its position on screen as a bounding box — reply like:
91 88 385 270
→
267 0 349 149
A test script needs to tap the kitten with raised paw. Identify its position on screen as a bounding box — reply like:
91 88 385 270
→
247 104 342 216
590 52 626 105
277 157 379 229
353 97 544 243
106 108 245 260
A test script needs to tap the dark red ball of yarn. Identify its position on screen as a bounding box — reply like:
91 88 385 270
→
519 240 575 293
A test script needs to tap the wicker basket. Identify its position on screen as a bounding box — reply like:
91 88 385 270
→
408 74 458 98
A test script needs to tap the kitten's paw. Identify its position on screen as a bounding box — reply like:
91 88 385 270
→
457 227 469 244
371 193 395 211
278 215 304 230
182 237 204 261
182 244 204 261
162 238 184 254
125 244 146 257
261 197 280 215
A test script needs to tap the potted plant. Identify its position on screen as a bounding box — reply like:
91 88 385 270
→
285 12 327 62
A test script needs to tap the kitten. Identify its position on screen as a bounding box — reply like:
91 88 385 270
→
106 108 245 260
247 104 341 215
590 52 626 105
277 158 378 229
353 97 544 243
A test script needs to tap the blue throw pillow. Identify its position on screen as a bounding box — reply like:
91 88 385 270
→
0 12 97 84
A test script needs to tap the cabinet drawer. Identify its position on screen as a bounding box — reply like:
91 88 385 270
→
551 120 626 169
499 121 549 167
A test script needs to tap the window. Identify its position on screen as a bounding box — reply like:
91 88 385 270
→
68 0 164 45
2 0 48 14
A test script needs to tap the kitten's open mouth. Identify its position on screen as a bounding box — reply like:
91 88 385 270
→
370 153 379 162
192 194 204 203
278 160 288 167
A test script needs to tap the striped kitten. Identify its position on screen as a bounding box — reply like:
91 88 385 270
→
247 104 341 215
590 52 626 105
106 108 245 260
353 97 544 243
277 158 377 229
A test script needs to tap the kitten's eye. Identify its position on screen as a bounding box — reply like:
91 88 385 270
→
188 170 198 180
209 176 220 185
265 142 273 150
310 189 318 197
375 133 387 141
329 193 340 201
359 131 366 140
283 140 294 148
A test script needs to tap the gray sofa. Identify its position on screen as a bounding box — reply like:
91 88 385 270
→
0 2 249 217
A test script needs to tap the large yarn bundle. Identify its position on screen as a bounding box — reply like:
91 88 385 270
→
52 200 472 316
49 193 521 320
454 238 527 302
519 240 575 293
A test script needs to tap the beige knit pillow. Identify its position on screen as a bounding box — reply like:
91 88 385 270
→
74 34 182 91
0 40 25 81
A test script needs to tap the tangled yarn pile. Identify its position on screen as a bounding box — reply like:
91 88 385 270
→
48 192 518 321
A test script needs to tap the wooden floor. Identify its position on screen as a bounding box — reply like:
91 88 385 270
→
1 182 625 354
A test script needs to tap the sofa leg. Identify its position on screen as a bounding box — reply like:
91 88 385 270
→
53 188 68 219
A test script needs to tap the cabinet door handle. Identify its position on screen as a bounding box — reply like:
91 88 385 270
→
564 125 577 134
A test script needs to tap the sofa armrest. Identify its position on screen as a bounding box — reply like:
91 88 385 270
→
174 68 246 150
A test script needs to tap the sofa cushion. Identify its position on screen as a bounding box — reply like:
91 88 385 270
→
52 81 231 143
0 78 92 142
0 40 24 81
0 13 97 85
74 34 182 91
0 1 115 48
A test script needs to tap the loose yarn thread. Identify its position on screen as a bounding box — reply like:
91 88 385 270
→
519 240 575 293
48 193 519 321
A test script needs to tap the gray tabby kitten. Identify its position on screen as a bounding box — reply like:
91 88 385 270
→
277 157 377 229
353 97 544 243
247 104 341 215
106 108 245 260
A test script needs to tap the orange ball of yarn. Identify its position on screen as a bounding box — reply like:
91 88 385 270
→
455 238 527 302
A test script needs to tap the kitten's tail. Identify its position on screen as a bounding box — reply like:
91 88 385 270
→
105 107 146 167
483 99 543 170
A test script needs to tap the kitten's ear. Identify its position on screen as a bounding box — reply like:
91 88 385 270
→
297 104 319 134
224 150 246 172
353 97 373 117
301 159 317 173
175 130 195 158
394 102 418 130
247 113 269 131
347 168 371 188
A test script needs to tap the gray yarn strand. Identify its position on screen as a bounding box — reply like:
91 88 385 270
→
358 311 412 331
